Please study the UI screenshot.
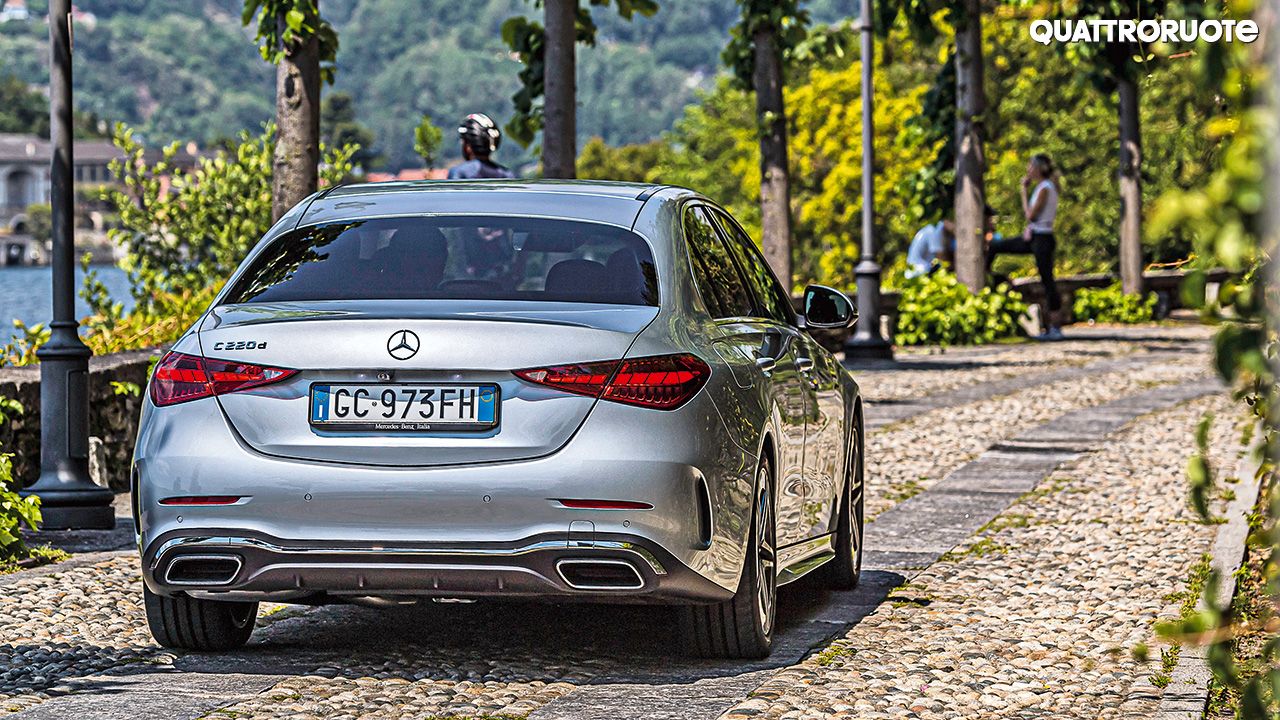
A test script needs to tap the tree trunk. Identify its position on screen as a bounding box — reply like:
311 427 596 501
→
543 0 577 179
952 0 986 294
1117 74 1144 295
752 27 793 289
272 12 321 222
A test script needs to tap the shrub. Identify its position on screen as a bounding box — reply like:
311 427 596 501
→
0 397 40 562
1072 282 1157 324
896 270 1028 347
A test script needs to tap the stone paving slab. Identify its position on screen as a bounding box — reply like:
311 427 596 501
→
4 672 280 720
860 347 1199 430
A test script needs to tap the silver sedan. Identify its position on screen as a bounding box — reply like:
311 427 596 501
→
134 181 866 659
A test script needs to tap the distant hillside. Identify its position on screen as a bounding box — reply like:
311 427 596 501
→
0 0 850 170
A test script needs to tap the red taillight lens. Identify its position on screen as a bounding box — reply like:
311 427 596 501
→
514 353 710 410
150 351 297 407
513 360 620 399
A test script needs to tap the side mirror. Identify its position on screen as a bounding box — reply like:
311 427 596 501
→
803 284 856 329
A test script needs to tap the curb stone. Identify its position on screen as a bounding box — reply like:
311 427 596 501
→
1150 430 1266 719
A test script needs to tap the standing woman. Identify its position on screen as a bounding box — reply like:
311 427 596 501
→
989 153 1063 339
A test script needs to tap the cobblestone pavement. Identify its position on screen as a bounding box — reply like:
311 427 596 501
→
0 325 1231 719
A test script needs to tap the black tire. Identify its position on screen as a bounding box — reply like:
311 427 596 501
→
680 457 776 659
143 586 258 651
823 411 864 590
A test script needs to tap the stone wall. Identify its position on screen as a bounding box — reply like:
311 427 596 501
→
0 348 158 492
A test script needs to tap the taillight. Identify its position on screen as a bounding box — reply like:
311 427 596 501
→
514 353 710 410
150 351 297 407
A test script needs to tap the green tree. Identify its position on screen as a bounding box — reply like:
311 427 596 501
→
880 0 987 292
576 136 668 180
242 0 339 220
413 114 445 168
102 123 354 310
0 75 49 136
722 0 812 289
501 0 659 177
950 0 986 293
1046 0 1191 296
23 204 51 244
321 91 378 172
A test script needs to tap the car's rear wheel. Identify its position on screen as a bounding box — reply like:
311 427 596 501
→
823 411 864 590
143 587 258 651
680 457 776 659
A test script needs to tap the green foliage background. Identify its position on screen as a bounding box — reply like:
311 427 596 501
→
578 11 1218 292
0 0 857 171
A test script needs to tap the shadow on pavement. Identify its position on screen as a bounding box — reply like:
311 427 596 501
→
156 568 907 687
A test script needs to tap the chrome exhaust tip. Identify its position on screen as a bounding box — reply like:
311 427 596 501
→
555 558 644 590
163 554 243 586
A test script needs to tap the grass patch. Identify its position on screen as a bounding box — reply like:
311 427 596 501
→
0 545 71 575
886 477 926 504
978 513 1034 534
1148 553 1212 689
940 538 1009 562
813 642 855 667
1016 476 1073 504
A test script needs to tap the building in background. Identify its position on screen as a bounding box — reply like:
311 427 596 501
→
0 133 197 265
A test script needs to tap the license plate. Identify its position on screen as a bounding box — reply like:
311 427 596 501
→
309 384 499 432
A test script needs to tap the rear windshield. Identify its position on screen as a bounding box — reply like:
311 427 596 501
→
222 216 659 306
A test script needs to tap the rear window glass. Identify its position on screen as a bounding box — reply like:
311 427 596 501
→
223 216 659 306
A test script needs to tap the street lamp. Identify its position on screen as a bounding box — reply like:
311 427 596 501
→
20 0 115 529
843 0 893 361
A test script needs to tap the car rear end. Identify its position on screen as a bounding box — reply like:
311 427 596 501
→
135 198 746 606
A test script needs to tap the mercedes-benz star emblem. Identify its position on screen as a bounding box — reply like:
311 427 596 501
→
387 330 420 361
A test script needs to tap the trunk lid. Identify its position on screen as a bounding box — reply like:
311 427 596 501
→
199 300 657 467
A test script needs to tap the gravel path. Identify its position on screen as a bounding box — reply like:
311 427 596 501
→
0 326 1229 719
864 346 1210 519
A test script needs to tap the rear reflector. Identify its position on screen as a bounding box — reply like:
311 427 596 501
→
514 353 710 410
556 499 654 510
158 496 242 506
150 351 297 407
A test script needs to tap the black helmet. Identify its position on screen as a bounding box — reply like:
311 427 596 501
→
458 113 501 156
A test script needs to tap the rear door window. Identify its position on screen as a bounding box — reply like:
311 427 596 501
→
222 216 659 306
707 208 795 325
683 206 754 319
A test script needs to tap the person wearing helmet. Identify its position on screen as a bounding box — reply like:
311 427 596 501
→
448 113 516 179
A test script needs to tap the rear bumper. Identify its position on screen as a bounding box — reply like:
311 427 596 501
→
142 529 734 604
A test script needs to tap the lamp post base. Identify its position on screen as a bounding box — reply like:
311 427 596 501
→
843 258 895 362
843 335 894 361
25 486 116 530
21 322 115 530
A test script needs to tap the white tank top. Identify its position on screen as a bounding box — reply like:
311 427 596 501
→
1028 179 1058 234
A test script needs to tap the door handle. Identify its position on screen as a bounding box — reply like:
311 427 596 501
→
796 356 815 373
755 353 777 373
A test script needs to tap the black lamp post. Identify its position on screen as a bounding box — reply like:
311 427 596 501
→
20 0 115 529
843 0 893 361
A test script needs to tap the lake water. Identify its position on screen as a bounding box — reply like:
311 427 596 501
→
0 265 134 330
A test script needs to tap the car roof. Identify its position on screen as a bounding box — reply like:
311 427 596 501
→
298 179 696 229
